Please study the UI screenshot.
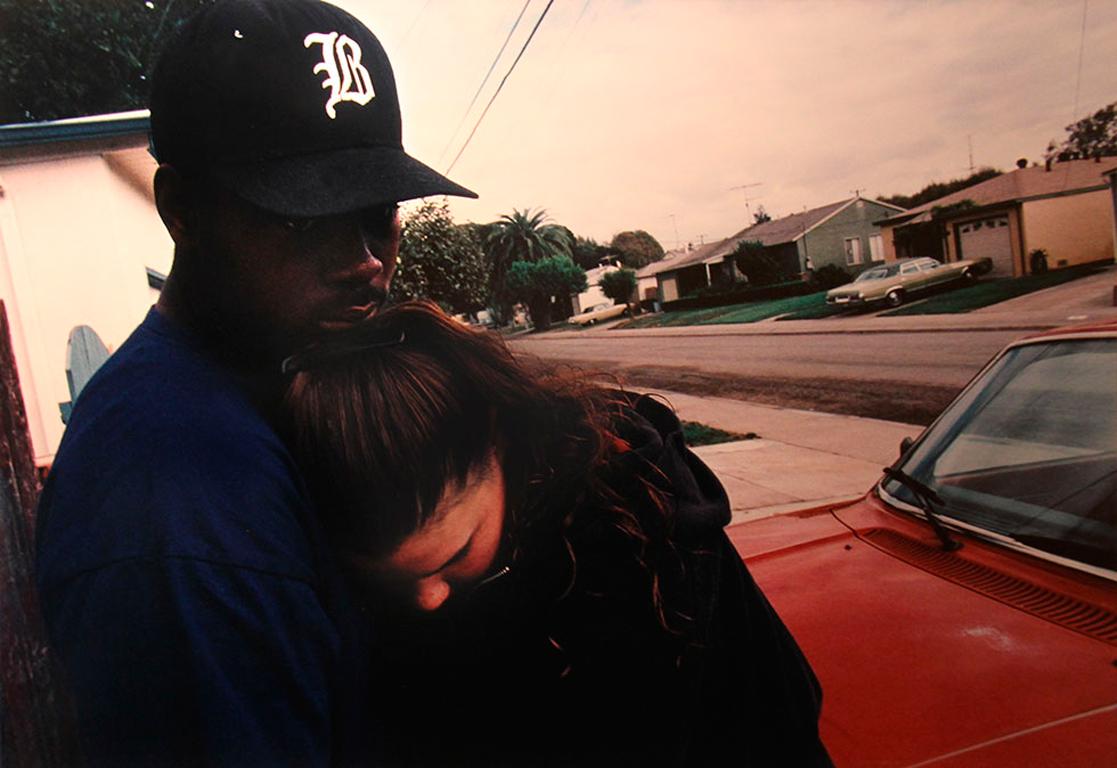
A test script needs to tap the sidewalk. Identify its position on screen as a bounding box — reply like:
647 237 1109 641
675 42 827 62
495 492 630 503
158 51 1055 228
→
655 390 923 524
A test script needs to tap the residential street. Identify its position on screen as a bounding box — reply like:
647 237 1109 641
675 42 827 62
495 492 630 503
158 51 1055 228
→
512 327 1016 387
510 267 1117 424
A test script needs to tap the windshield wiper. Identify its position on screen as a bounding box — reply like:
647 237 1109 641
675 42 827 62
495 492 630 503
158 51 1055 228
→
882 467 962 552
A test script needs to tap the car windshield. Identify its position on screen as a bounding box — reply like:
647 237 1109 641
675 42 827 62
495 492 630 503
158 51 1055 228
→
855 266 894 282
881 338 1117 572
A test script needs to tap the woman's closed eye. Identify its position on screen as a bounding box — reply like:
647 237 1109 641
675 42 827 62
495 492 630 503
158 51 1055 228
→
365 456 508 611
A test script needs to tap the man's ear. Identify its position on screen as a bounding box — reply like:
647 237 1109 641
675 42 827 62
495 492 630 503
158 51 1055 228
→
154 165 198 246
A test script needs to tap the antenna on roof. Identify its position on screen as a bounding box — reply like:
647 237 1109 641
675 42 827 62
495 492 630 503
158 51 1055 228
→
729 182 764 220
967 134 975 174
668 213 680 250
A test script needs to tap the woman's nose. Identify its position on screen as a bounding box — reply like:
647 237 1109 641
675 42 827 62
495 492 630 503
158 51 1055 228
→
415 577 451 612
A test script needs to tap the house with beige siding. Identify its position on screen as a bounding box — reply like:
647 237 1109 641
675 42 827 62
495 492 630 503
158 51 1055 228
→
1106 168 1117 258
876 157 1117 277
0 111 170 464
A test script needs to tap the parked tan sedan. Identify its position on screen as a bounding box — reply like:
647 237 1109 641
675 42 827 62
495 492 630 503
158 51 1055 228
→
567 302 629 325
826 257 989 308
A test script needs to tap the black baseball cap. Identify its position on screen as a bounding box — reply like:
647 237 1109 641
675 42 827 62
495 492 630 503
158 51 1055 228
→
149 0 477 217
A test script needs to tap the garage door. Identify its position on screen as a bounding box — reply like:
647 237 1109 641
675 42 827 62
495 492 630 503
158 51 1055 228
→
958 216 1013 276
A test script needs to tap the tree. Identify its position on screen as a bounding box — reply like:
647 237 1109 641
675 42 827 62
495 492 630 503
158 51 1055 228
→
878 167 1002 210
731 240 785 286
1047 101 1117 161
572 236 610 270
504 256 587 332
394 202 489 315
753 205 773 225
609 230 664 269
599 268 637 307
0 0 214 124
485 208 573 322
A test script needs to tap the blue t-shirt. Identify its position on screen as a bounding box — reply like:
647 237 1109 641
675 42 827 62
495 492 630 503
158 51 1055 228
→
35 309 370 767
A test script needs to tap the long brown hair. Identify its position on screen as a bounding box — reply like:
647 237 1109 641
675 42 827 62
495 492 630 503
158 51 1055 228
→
284 301 622 558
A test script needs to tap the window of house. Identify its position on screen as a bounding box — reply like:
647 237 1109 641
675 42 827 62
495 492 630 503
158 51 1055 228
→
844 237 863 266
869 234 884 262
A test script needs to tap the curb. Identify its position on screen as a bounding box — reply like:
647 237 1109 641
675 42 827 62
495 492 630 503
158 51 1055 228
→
526 322 1059 341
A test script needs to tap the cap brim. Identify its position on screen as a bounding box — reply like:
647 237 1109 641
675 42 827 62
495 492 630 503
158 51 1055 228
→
212 146 477 217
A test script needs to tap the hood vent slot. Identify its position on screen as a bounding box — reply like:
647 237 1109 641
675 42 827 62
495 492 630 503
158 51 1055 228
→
860 528 1117 646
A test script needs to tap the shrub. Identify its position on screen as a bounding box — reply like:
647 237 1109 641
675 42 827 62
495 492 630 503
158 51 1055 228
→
599 268 638 305
1029 249 1049 274
731 240 787 286
811 264 853 290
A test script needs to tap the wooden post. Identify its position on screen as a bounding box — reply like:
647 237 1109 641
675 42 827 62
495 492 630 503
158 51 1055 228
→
0 300 77 766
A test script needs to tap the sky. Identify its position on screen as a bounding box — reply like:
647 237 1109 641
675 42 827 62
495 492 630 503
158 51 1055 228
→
337 0 1117 252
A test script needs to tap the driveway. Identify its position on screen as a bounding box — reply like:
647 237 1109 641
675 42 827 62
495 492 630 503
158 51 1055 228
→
970 263 1117 317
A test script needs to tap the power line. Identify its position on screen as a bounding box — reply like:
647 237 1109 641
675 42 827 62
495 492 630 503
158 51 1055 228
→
445 0 556 175
402 0 432 44
437 0 533 167
1071 0 1088 124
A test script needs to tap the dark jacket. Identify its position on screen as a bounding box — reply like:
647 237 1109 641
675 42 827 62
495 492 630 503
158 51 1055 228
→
370 394 831 767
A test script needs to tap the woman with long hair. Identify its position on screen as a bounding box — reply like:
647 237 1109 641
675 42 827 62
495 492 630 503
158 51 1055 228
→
284 301 831 767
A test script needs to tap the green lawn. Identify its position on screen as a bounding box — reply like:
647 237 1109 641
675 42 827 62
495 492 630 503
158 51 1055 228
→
682 421 756 446
879 263 1105 316
618 292 832 329
614 262 1107 328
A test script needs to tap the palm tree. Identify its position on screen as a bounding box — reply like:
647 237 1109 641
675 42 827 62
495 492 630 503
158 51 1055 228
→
485 208 573 323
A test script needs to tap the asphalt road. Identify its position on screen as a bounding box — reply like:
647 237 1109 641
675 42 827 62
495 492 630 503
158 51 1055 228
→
510 328 1025 425
511 329 1019 387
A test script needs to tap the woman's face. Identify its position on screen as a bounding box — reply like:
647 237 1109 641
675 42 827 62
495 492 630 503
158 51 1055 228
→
354 454 507 612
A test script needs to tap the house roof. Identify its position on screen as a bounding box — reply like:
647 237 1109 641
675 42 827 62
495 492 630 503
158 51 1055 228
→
879 157 1117 226
706 198 853 259
636 241 723 278
0 110 151 164
645 196 904 276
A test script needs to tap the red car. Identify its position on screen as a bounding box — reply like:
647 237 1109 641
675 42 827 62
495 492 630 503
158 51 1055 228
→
730 321 1117 767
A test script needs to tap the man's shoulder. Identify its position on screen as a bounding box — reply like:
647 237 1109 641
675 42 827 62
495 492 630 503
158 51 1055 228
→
73 311 262 431
38 312 316 590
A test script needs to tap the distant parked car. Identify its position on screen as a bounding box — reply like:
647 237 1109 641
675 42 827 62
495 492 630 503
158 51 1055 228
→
826 257 990 308
730 320 1117 766
568 302 628 326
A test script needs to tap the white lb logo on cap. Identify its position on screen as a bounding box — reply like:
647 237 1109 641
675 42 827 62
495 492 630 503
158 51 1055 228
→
304 31 375 119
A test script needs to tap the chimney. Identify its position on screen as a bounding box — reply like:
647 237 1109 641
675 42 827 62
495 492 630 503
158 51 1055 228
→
1045 158 1052 172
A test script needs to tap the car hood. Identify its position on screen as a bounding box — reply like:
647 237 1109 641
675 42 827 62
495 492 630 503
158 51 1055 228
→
729 496 1117 767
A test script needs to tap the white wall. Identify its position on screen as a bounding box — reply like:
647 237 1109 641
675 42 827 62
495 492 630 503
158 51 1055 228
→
0 148 172 463
573 261 622 314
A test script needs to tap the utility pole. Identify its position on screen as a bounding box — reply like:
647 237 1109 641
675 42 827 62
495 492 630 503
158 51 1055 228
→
729 182 763 220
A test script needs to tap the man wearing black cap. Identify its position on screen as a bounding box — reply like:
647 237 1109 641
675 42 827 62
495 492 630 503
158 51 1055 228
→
34 1 475 764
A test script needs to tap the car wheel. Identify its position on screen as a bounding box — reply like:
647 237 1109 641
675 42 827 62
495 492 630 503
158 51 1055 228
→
885 289 904 308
